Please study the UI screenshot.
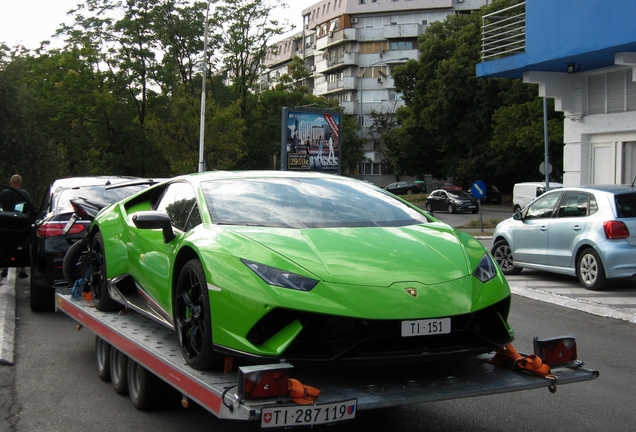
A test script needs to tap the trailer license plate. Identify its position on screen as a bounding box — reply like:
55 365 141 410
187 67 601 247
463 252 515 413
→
401 318 451 337
260 399 357 428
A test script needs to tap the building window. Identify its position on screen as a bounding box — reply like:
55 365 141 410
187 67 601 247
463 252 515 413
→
389 40 416 50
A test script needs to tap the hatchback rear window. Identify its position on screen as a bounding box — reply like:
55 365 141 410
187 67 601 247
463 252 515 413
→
615 194 636 217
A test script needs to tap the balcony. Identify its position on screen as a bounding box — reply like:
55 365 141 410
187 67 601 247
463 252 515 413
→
383 23 422 39
481 2 525 61
316 28 359 51
315 52 359 74
324 76 357 95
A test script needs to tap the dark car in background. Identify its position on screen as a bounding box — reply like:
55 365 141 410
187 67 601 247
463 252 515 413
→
384 181 423 195
425 189 479 214
469 184 503 205
29 176 156 311
429 182 462 192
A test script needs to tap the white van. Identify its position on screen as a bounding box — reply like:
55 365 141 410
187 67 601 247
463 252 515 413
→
512 182 563 212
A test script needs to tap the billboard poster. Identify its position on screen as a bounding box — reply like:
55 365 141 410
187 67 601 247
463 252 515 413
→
281 107 342 174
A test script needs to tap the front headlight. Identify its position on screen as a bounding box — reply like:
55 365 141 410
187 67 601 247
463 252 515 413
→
473 253 497 283
242 259 319 291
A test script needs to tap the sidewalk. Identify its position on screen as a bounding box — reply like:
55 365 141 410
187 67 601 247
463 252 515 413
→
0 268 16 365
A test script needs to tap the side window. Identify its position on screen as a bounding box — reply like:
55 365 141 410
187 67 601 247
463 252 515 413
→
155 182 201 232
557 192 590 218
525 192 561 220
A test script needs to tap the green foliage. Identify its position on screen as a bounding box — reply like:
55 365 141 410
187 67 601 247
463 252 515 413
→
390 0 563 189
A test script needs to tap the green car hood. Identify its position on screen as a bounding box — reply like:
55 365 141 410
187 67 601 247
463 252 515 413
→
230 224 470 286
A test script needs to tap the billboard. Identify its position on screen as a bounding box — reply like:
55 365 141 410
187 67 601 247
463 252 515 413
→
281 107 342 174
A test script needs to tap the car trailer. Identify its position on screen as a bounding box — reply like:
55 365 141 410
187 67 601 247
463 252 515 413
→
55 292 599 429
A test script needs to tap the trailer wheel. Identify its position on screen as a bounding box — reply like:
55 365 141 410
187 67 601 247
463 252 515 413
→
95 336 111 382
90 232 121 312
109 347 129 395
127 360 162 410
174 259 222 370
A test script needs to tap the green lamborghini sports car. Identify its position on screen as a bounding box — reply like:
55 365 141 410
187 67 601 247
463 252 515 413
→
85 171 514 369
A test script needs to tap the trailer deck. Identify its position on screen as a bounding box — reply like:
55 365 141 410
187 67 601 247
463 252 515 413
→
55 292 599 427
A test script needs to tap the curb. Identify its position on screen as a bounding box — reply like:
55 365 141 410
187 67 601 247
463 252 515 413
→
0 268 16 365
510 285 636 324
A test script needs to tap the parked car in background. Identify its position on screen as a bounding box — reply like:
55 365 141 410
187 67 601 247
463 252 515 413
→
0 184 38 273
469 184 503 205
384 181 423 195
491 185 636 290
29 176 158 311
425 189 479 214
512 181 563 212
85 171 513 369
430 182 462 192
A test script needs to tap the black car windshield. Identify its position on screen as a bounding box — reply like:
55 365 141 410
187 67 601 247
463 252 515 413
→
201 177 431 228
448 191 472 199
54 185 147 211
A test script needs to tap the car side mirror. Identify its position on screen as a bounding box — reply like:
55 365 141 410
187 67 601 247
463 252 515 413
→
513 212 522 221
132 211 175 243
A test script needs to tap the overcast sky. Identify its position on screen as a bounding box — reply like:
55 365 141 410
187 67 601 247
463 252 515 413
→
0 0 314 50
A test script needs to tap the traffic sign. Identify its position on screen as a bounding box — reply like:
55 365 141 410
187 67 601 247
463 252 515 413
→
471 180 486 199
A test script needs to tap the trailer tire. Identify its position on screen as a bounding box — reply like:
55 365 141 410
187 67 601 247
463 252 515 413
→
95 336 111 382
110 348 129 395
174 259 222 370
127 360 164 410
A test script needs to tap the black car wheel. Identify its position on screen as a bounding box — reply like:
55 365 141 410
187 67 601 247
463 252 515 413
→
447 204 454 214
174 259 221 370
492 240 522 275
425 202 433 212
89 232 121 311
29 275 55 312
63 237 90 288
110 347 129 395
577 248 608 291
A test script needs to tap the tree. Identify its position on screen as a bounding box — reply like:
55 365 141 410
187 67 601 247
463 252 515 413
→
391 0 563 189
213 0 293 121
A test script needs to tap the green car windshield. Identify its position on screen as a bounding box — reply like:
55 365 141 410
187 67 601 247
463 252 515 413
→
201 177 431 228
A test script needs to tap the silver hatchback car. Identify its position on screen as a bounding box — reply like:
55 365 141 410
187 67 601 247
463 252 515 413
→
491 185 636 290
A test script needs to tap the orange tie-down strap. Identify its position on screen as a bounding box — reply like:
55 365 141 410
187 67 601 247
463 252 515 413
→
288 378 321 405
486 343 556 381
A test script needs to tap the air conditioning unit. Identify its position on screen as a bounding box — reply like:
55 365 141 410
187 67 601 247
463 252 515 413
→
328 31 334 38
351 18 358 24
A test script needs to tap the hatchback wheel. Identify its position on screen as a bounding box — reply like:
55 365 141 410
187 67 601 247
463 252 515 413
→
492 240 522 275
577 248 607 290
425 202 433 213
447 204 454 214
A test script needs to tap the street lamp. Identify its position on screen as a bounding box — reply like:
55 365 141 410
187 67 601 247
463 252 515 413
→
358 57 409 138
198 1 211 173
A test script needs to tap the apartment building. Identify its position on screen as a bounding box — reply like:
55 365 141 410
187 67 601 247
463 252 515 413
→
262 0 489 185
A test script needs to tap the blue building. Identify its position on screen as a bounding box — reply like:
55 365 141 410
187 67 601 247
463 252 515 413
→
477 0 636 186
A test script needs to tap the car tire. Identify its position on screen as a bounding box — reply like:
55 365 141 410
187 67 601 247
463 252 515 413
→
174 259 222 370
513 205 521 213
447 204 454 214
29 273 55 312
95 336 111 382
491 240 522 275
425 202 433 213
110 347 129 395
90 232 121 312
63 237 89 288
577 248 608 291
407 189 413 195
471 207 479 214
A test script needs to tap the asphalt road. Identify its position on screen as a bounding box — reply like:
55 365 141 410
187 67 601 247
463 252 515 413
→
5 277 635 432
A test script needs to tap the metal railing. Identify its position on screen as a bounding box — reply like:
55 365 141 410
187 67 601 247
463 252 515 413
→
481 2 526 61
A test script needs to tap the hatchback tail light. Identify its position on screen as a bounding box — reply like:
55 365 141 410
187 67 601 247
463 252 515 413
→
37 221 85 237
603 220 629 239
